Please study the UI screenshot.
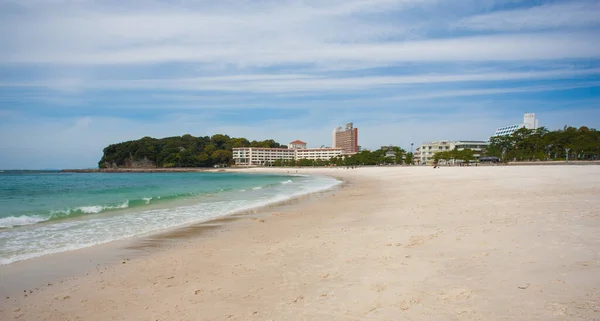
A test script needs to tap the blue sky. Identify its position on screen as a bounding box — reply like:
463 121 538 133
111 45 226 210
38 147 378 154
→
1 0 599 169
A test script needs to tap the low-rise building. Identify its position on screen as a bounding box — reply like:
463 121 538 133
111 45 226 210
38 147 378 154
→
415 140 489 165
233 140 343 166
295 148 343 161
232 147 295 166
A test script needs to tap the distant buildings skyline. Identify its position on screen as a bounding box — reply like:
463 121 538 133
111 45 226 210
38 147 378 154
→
234 113 546 166
233 140 344 166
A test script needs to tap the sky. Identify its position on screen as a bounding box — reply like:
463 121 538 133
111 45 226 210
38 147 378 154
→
0 0 599 169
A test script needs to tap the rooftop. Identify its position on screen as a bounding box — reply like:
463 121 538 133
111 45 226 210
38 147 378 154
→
289 140 307 145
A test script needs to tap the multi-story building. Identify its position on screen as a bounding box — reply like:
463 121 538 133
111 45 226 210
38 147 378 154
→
413 147 422 165
232 147 295 166
295 148 343 161
415 140 489 165
493 113 539 137
332 123 358 154
233 140 343 166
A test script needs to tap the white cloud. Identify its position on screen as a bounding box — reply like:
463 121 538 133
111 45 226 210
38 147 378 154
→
3 67 599 94
2 1 598 67
456 1 600 31
386 81 600 101
73 116 91 129
3 31 599 66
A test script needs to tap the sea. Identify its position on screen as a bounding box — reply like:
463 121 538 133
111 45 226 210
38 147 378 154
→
0 171 340 265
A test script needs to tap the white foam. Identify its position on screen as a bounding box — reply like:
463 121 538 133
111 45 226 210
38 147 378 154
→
0 215 48 228
78 200 129 213
77 205 104 214
281 180 293 184
252 186 262 190
142 197 152 204
52 200 131 215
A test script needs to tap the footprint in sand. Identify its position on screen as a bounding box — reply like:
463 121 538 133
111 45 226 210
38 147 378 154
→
370 283 387 293
404 233 438 248
438 287 474 302
398 298 421 311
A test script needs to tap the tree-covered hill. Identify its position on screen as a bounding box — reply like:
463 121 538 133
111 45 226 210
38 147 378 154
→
98 134 284 168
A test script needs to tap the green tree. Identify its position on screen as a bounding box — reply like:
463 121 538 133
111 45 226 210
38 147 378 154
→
487 125 600 162
405 152 414 165
211 150 233 166
210 134 230 149
229 137 250 148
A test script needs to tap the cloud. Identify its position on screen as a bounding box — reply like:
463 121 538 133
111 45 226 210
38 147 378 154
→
3 32 599 66
2 1 598 67
386 81 600 101
3 68 600 93
456 1 600 31
73 116 91 129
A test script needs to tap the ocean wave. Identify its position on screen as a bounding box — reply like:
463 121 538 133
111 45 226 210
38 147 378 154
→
0 194 177 230
281 180 293 184
0 175 342 264
2 190 226 228
50 200 130 216
0 215 48 228
252 186 262 190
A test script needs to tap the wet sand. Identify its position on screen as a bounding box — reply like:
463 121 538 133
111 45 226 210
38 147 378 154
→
1 166 599 320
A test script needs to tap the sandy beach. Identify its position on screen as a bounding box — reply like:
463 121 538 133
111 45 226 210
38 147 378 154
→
1 165 599 320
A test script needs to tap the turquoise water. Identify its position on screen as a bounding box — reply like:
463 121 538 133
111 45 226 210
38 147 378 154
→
0 171 340 264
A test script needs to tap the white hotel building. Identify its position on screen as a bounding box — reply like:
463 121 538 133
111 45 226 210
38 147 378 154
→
493 113 539 137
232 140 344 166
414 140 489 165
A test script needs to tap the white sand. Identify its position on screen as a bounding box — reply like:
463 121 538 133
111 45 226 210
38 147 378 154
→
1 165 599 320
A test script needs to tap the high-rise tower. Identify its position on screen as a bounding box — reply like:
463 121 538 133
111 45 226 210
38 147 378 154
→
333 123 358 154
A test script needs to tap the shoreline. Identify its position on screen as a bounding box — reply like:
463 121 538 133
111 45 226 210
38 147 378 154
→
59 159 600 173
0 170 346 296
1 166 599 320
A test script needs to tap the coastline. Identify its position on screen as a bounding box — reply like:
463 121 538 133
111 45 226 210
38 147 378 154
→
59 159 600 173
0 170 341 265
2 166 599 320
60 168 219 173
0 170 345 296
